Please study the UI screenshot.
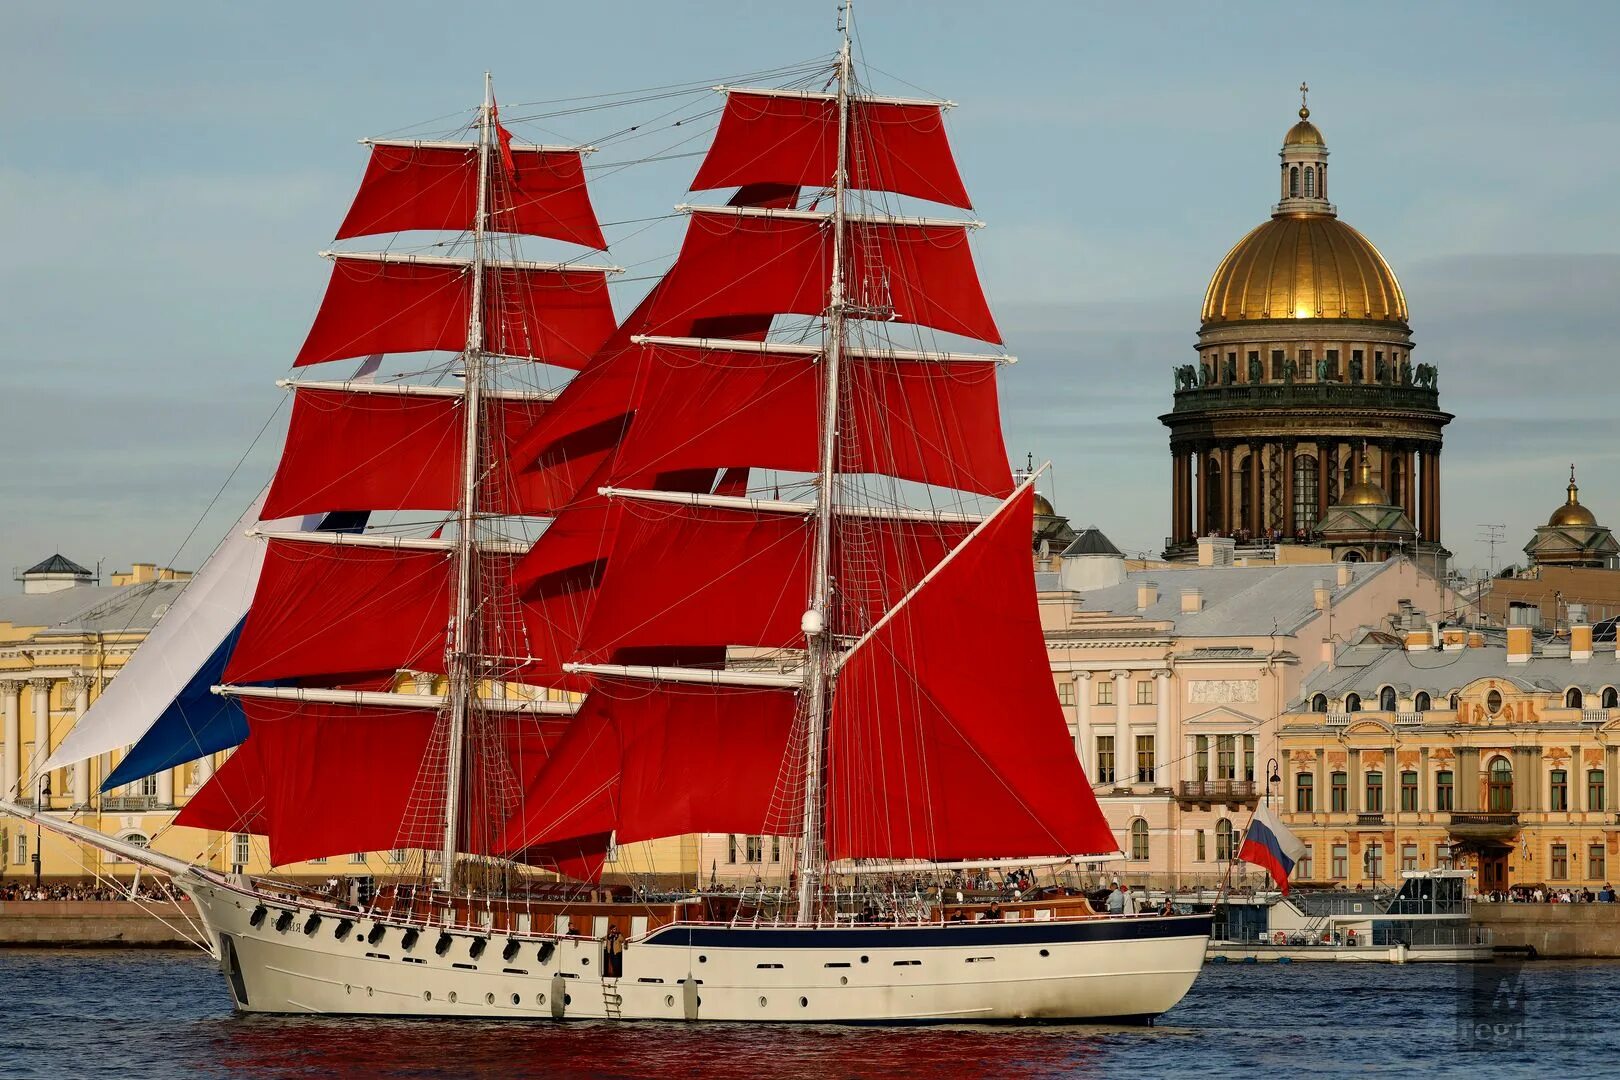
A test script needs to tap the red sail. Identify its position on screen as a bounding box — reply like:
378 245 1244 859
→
224 540 452 684
496 684 798 855
336 142 606 249
589 343 1011 497
173 737 270 836
294 257 615 368
826 488 1117 861
576 502 976 656
646 212 1000 344
692 91 971 209
262 388 566 519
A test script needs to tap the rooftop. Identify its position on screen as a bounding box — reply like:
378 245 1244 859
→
22 553 91 577
1298 635 1619 704
0 580 187 638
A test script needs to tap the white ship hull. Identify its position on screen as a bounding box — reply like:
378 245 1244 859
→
183 875 1211 1023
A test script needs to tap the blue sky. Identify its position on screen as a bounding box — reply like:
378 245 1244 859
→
2 1 1617 580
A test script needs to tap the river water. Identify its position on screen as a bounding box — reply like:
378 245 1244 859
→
0 948 1613 1078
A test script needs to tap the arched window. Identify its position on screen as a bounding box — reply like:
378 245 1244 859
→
1487 757 1514 813
1448 691 1460 710
1345 693 1361 712
1311 693 1328 713
1205 456 1223 534
1290 165 1300 196
109 831 150 865
1129 818 1149 861
1566 687 1584 709
1294 453 1320 533
1379 686 1397 712
1415 691 1431 713
1215 818 1236 862
1604 687 1618 709
1304 166 1315 197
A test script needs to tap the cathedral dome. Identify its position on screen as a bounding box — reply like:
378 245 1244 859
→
1201 214 1408 327
1285 109 1324 147
1550 467 1598 527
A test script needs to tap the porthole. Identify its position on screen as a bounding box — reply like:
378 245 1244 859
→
422 991 431 1002
800 997 809 1008
860 955 869 964
698 955 708 963
582 957 591 966
839 976 848 986
537 993 547 1006
759 996 768 1008
511 993 521 1006
564 994 572 1006
1040 949 1050 958
448 991 457 1004
366 986 374 998
486 993 495 1005
344 984 352 995
665 994 675 1007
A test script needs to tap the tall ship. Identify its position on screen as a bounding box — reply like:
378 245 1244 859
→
4 6 1211 1022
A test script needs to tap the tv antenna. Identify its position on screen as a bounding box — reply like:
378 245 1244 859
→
1477 523 1506 576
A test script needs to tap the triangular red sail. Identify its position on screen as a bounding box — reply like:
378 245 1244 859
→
173 738 270 836
692 91 971 209
826 487 1117 861
495 683 799 856
294 257 615 368
336 142 606 249
262 388 565 519
569 343 1011 497
646 212 1000 344
576 502 977 657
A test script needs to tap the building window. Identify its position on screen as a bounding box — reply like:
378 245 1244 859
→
1551 844 1569 881
745 836 764 863
1216 735 1236 780
1604 687 1619 709
1096 681 1114 706
349 852 366 865
1331 843 1348 880
1378 687 1397 712
1591 844 1607 881
1449 691 1460 710
1215 819 1236 862
1488 757 1514 813
1400 771 1419 812
1487 690 1503 714
15 831 27 866
1195 736 1209 781
1136 680 1154 705
1398 843 1417 872
1247 350 1259 379
1326 349 1340 379
1296 845 1313 881
1311 693 1328 713
1415 692 1431 713
1345 693 1361 712
1364 842 1384 882
1296 772 1315 812
1331 771 1349 812
1195 829 1207 862
1365 771 1384 813
1095 735 1115 785
1129 818 1149 861
309 856 327 865
1300 348 1312 370
1304 166 1316 197
1057 681 1075 706
1244 736 1256 782
727 835 738 864
1271 349 1285 380
1589 769 1606 811
231 834 251 869
387 849 406 865
1436 770 1454 812
1136 735 1156 784
771 836 781 863
1550 769 1569 812
1294 453 1320 533
1289 165 1299 196
1351 349 1364 381
1566 688 1584 709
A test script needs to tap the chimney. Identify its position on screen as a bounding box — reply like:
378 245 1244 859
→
1506 625 1532 664
1313 580 1332 611
1137 581 1159 611
1321 637 1336 670
1337 562 1354 587
1406 626 1433 652
1197 536 1235 567
1441 627 1468 651
1468 630 1485 649
1572 623 1593 663
1180 588 1204 613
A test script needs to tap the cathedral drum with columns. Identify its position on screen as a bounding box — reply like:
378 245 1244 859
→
1162 90 1451 566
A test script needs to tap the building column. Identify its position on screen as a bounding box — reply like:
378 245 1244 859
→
1281 441 1295 536
1195 446 1209 537
1113 670 1131 786
1170 451 1182 545
69 676 93 807
1075 672 1092 768
1154 669 1172 789
156 761 174 807
1219 445 1234 534
28 678 52 803
1379 441 1392 494
1247 445 1262 537
1430 448 1442 543
1401 445 1417 525
1 680 21 800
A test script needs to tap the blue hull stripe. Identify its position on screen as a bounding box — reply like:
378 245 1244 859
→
641 914 1213 950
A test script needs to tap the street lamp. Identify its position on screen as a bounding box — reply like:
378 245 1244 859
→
1265 757 1281 804
32 774 50 890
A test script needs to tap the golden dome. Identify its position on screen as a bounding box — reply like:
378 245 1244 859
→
1285 107 1324 146
1550 466 1598 527
1034 493 1056 517
1338 460 1390 506
1201 213 1408 327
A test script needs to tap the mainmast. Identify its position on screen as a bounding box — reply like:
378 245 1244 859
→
439 72 494 883
796 4 854 924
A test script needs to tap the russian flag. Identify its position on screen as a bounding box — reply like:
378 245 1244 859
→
1239 805 1308 895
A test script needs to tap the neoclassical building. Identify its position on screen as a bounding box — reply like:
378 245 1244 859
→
1163 95 1451 565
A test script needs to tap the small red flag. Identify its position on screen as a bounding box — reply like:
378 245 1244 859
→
490 96 518 181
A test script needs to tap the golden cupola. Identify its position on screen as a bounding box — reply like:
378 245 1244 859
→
1549 465 1599 527
1200 93 1408 328
1338 459 1392 507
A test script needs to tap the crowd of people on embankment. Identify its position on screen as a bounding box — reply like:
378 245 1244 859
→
1481 884 1617 903
0 882 184 902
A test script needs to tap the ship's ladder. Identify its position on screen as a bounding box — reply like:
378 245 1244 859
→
601 978 623 1020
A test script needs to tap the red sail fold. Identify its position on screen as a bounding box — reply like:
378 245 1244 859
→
294 257 615 369
495 684 798 856
692 91 971 209
534 342 1011 498
262 388 569 519
577 502 976 657
336 142 606 249
826 488 1117 861
646 213 999 344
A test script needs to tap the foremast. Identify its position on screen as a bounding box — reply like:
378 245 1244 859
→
439 73 495 883
796 3 854 926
